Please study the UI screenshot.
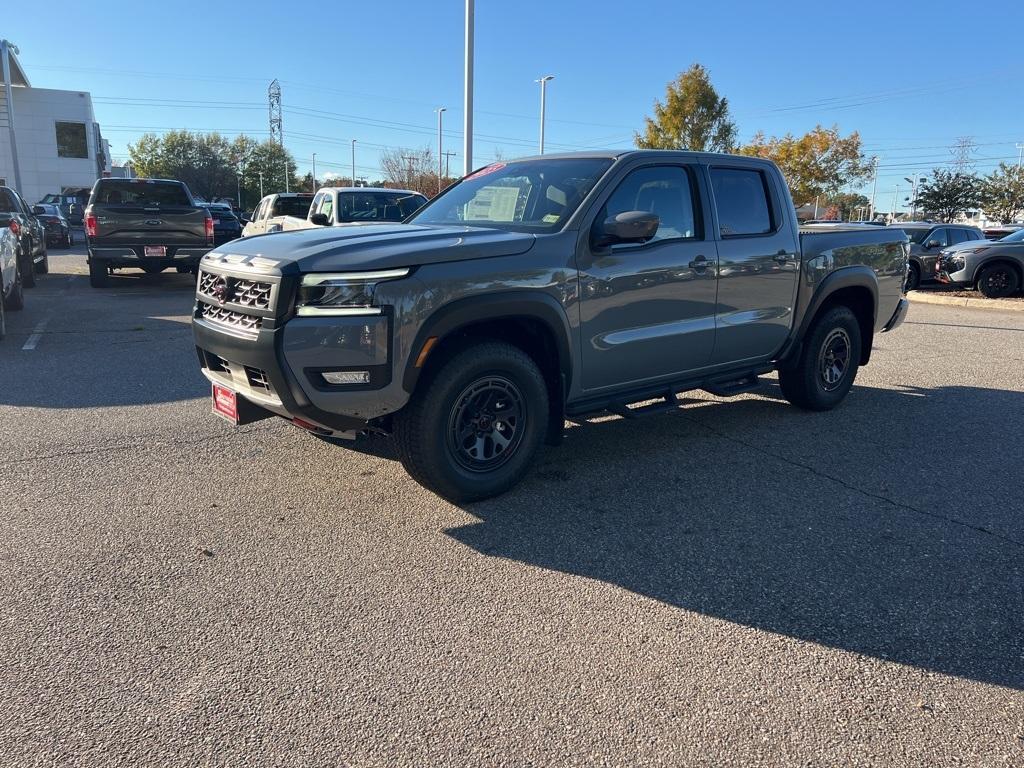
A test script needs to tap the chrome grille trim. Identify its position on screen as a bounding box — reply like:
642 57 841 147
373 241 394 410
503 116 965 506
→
197 270 275 312
196 301 263 337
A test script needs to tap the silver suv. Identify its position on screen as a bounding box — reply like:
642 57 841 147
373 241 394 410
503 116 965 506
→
890 223 985 290
936 227 1024 297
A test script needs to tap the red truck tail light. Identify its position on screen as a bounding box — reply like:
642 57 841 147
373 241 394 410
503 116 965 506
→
8 219 19 236
205 215 214 241
85 212 97 237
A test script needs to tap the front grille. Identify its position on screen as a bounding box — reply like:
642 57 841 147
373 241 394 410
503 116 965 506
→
197 270 274 311
197 302 263 334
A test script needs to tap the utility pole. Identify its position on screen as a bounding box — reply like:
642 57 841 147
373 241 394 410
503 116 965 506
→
1017 142 1024 169
442 151 456 179
351 139 357 187
536 75 554 154
1 39 23 193
463 0 474 175
401 155 416 187
891 184 899 223
869 157 878 221
813 195 819 218
259 170 264 199
311 153 317 192
435 107 446 194
284 158 289 193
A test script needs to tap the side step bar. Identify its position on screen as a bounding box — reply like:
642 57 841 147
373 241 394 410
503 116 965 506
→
703 372 762 397
606 373 765 420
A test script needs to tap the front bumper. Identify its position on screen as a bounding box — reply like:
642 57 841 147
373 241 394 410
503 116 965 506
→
192 258 412 434
882 297 909 332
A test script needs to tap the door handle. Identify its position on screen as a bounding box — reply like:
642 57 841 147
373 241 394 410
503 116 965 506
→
688 255 710 270
773 250 790 264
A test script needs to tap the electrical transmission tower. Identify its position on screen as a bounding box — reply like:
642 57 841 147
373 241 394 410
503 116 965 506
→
951 136 976 173
268 79 282 145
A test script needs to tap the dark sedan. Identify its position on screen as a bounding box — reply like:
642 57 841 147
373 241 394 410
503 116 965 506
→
204 204 243 246
32 204 74 248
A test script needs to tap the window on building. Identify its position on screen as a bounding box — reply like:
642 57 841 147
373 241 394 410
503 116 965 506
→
56 122 88 159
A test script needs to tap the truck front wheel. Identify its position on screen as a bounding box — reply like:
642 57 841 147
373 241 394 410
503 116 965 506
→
393 342 549 502
779 305 861 411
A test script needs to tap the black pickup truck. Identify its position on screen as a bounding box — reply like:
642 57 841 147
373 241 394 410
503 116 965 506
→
85 178 213 287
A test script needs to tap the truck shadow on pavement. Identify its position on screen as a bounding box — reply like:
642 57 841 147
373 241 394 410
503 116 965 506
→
445 382 1024 690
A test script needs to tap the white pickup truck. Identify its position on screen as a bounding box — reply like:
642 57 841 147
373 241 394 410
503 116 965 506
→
241 193 315 238
277 187 428 232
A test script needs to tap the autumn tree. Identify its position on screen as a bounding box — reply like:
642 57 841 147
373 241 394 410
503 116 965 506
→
380 146 456 197
979 163 1024 224
635 64 737 152
738 125 872 205
913 169 981 222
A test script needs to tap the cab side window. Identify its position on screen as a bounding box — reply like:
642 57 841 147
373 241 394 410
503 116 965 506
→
949 228 971 245
600 166 699 245
710 167 774 237
928 228 949 247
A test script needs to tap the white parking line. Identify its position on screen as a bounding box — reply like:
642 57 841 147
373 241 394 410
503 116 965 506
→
22 318 50 351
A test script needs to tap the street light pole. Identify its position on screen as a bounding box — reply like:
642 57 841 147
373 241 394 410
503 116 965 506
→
536 75 554 154
351 139 357 187
869 157 878 221
463 0 474 175
311 153 317 192
259 170 264 199
435 107 446 194
891 184 899 223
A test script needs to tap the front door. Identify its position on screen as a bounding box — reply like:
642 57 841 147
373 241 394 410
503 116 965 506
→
577 163 718 392
707 165 800 363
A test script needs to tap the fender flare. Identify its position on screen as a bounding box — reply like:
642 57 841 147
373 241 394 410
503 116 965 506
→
781 265 879 367
401 290 574 395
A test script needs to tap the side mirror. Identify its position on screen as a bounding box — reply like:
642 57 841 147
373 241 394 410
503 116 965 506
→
31 205 46 215
309 212 330 226
594 211 660 247
926 239 942 249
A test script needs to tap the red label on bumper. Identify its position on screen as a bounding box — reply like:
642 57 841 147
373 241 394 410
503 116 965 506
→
212 384 238 424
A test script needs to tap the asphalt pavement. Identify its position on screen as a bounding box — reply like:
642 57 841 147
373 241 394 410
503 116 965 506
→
1 245 1022 767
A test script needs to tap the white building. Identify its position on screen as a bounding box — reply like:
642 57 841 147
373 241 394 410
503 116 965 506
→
1 41 109 203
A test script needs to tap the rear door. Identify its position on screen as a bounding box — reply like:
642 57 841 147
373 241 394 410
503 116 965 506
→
577 160 718 391
90 180 206 245
708 164 800 363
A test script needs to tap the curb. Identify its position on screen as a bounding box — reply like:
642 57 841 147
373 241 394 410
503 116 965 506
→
907 291 1024 313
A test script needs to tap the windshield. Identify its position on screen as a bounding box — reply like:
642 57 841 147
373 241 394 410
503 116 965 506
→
271 196 313 218
91 180 192 207
336 191 427 222
409 158 613 233
1000 228 1024 243
900 228 932 244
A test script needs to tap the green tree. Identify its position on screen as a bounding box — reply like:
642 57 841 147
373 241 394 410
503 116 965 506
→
635 64 737 152
738 125 872 205
913 169 980 222
979 163 1024 224
827 192 870 220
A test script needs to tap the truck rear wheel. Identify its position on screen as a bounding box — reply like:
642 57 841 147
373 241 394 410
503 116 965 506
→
393 341 549 502
779 305 861 411
88 258 108 288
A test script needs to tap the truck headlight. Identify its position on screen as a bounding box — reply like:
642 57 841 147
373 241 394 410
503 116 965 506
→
295 268 410 316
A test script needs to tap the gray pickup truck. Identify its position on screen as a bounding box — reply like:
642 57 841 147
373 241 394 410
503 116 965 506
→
85 178 213 287
192 151 909 501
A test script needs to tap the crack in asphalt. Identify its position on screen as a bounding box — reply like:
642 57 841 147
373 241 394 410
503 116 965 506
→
9 423 287 467
677 411 1024 551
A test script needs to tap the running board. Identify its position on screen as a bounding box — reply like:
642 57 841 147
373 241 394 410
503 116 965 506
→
608 391 681 419
703 373 762 397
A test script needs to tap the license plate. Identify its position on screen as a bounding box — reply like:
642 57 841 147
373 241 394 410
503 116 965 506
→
144 245 166 257
212 384 238 424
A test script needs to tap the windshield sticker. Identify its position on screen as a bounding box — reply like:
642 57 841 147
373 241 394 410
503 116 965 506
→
466 163 506 180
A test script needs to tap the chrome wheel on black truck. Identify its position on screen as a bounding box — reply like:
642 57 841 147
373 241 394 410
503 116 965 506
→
393 342 549 502
779 305 861 411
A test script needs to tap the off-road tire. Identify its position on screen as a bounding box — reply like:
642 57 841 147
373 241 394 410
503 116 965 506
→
976 263 1020 299
34 246 49 274
393 342 549 502
905 262 920 292
88 258 108 288
779 305 861 411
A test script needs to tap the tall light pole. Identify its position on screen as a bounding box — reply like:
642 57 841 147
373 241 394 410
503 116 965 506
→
905 174 924 219
869 157 878 221
1016 142 1024 169
259 170 264 199
463 0 474 175
311 153 317 192
536 75 554 154
435 107 446 194
351 139 357 187
891 184 899 223
284 158 290 193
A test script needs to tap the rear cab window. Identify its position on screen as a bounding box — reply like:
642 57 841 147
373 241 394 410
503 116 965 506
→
709 167 775 237
90 180 192 208
271 196 313 218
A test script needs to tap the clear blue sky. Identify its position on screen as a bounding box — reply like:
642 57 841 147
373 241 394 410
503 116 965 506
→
9 0 1024 209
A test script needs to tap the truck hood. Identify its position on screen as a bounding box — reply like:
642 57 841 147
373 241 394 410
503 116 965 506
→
214 223 537 272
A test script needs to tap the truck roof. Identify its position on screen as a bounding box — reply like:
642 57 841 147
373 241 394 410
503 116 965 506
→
501 149 775 164
317 187 422 195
